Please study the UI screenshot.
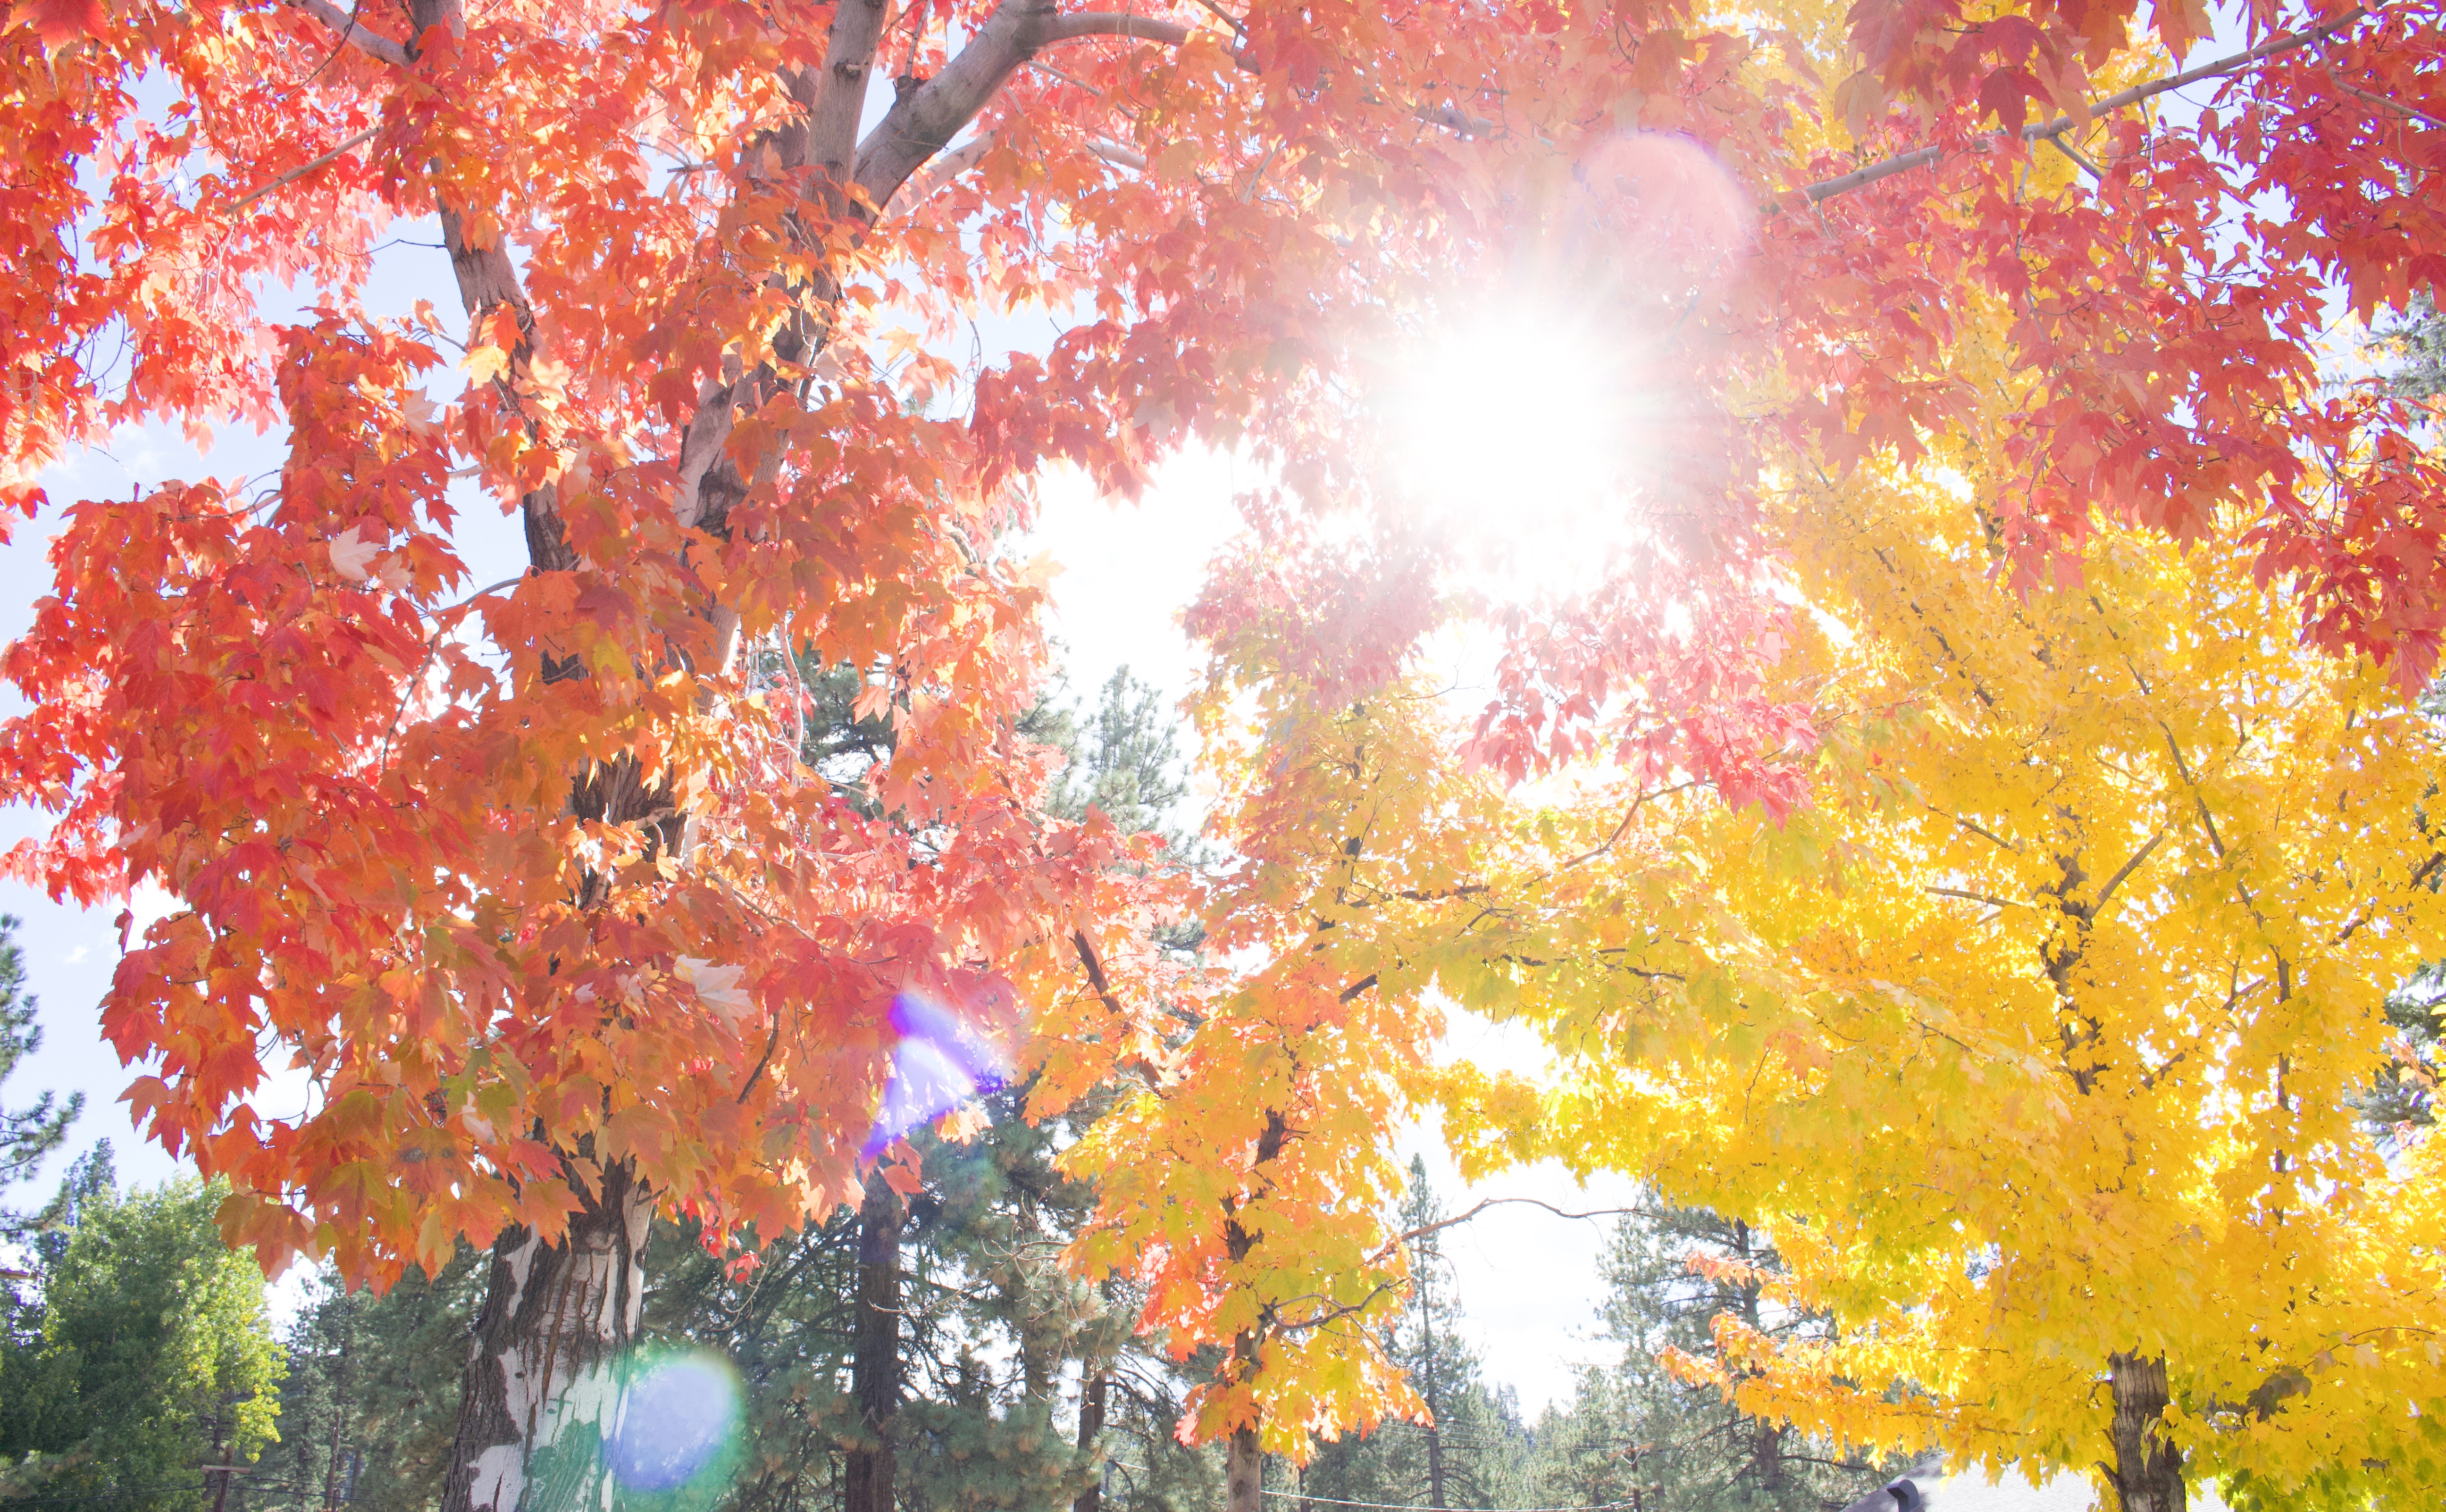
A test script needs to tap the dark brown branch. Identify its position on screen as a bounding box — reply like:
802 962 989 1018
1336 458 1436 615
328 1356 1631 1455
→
1367 1196 1650 1264
1072 931 1165 1091
2092 827 2167 910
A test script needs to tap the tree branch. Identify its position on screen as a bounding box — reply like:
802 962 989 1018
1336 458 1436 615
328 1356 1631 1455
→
1039 11 1194 45
233 125 379 210
2092 827 2167 910
1801 7 2373 205
1366 1196 1650 1265
280 0 408 66
854 0 1057 209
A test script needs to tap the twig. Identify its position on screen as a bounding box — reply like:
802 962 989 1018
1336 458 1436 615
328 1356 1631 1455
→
232 125 379 211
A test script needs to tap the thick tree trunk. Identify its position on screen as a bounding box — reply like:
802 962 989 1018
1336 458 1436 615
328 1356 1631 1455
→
1072 1370 1108 1512
1225 1427 1265 1512
2105 1353 2186 1512
439 1160 653 1512
845 1179 904 1512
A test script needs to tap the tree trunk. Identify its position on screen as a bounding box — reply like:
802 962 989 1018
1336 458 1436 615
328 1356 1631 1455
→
1420 1307 1448 1510
1220 1111 1287 1512
1225 1427 1265 1512
439 1159 652 1512
845 1178 904 1512
322 1296 355 1512
2105 1353 2186 1512
1072 1370 1108 1512
1755 1419 1786 1493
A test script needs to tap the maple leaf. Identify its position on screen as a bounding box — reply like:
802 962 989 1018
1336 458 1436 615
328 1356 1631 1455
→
327 526 379 582
24 0 106 46
674 955 753 1024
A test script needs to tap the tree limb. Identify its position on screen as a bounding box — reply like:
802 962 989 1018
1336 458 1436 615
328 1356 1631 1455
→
1801 7 2374 205
280 0 408 66
233 125 379 210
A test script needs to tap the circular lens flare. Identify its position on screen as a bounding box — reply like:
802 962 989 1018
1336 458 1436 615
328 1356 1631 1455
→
608 1350 744 1495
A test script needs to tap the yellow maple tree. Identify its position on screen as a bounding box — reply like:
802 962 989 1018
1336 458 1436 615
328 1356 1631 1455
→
1458 412 2446 1508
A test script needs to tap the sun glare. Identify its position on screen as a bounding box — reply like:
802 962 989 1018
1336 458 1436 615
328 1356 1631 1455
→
1381 308 1657 605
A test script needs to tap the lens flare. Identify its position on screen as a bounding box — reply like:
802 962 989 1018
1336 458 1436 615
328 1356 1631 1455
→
1378 132 1755 607
607 1350 743 1498
866 989 1009 1153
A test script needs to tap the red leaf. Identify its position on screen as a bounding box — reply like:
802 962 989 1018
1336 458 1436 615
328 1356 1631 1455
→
23 0 104 43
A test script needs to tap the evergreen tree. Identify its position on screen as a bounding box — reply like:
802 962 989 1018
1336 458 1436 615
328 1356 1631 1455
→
0 915 81 1216
1302 1161 1529 1512
2385 295 2446 401
1517 1209 1890 1512
0 1176 286 1511
253 1249 486 1512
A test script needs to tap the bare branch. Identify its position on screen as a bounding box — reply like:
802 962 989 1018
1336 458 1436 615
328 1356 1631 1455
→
1039 11 1194 45
854 0 1052 208
233 125 378 210
2327 65 2446 129
281 0 409 66
885 133 996 215
1927 885 2019 908
809 0 894 177
2092 827 2167 910
1366 1196 1650 1265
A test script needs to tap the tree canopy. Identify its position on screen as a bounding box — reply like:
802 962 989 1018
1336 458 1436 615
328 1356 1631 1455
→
4 0 2444 1505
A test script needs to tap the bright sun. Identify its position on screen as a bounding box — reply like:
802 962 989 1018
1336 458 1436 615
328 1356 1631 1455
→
1380 307 1656 604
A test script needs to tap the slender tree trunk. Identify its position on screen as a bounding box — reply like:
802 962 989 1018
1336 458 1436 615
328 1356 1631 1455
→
323 1297 355 1512
845 1179 904 1512
1072 1369 1108 1512
2105 1353 2186 1512
439 1159 653 1512
1419 1304 1448 1511
1221 1111 1287 1512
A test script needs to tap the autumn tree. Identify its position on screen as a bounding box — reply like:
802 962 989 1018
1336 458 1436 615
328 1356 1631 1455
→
1485 443 2446 1509
8 0 2446 1503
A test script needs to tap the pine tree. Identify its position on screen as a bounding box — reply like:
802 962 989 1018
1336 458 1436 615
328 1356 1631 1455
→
1528 1209 1892 1512
253 1249 486 1512
0 1175 286 1511
0 915 81 1214
1302 1161 1530 1512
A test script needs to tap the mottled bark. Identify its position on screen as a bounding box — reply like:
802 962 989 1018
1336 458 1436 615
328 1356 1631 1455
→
845 1179 905 1512
438 1160 653 1512
1224 1428 1265 1512
2105 1353 2187 1512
